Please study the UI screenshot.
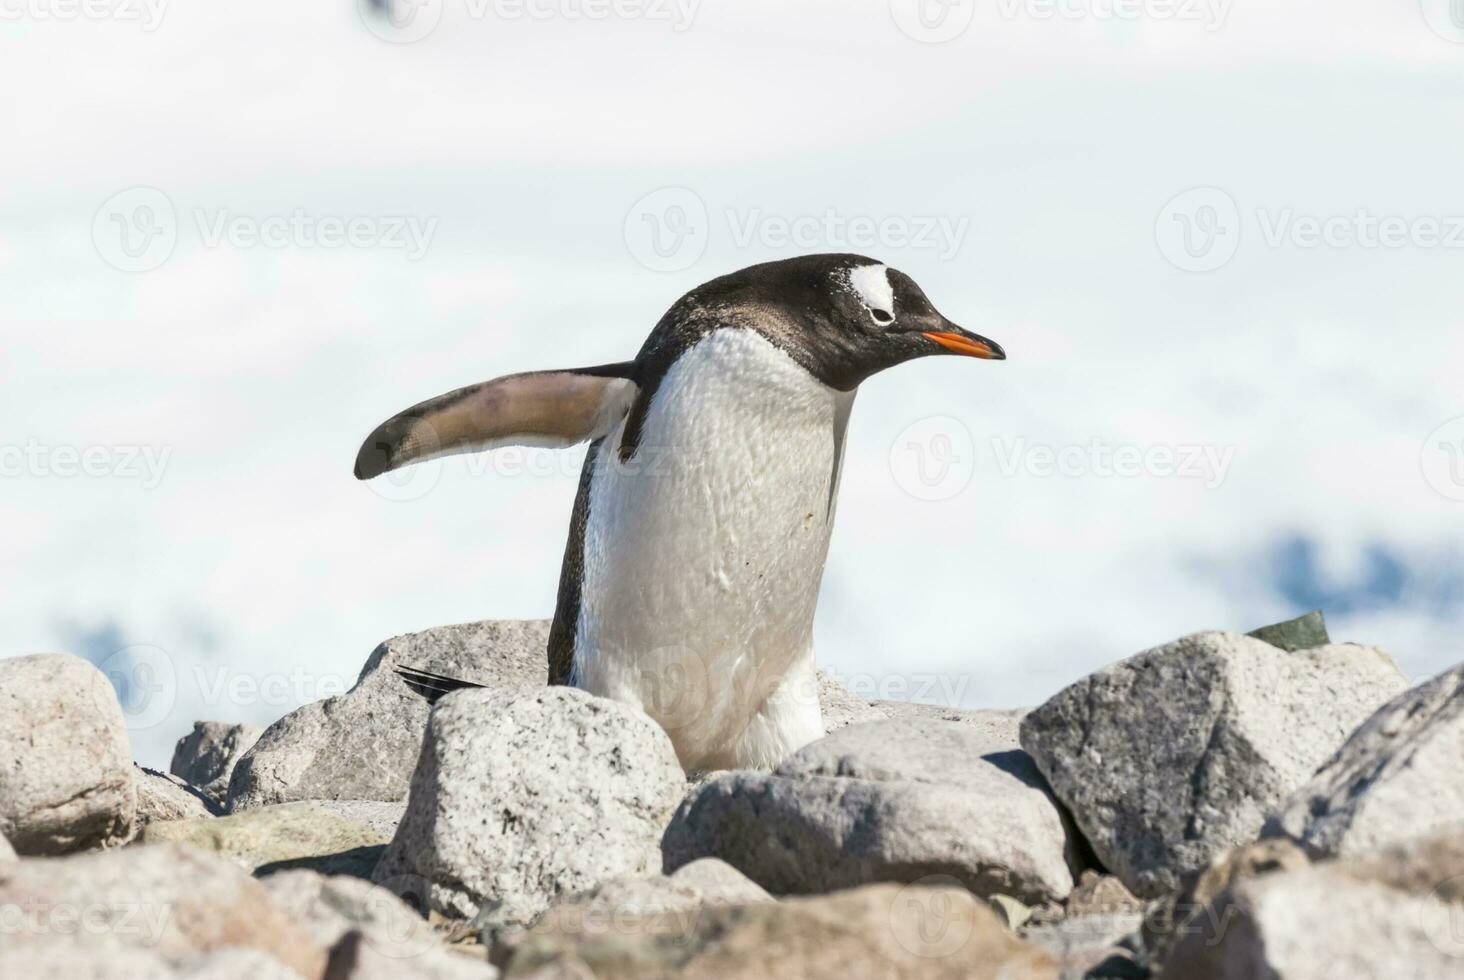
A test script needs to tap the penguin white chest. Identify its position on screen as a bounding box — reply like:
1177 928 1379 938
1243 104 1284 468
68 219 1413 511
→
574 328 851 770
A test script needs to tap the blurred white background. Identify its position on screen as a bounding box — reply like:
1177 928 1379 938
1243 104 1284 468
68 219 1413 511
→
2 0 1462 766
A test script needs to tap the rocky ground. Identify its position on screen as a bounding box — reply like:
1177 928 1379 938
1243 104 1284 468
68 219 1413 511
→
3 611 1464 978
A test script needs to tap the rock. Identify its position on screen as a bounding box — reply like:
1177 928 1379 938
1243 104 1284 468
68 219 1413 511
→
1157 829 1464 979
260 870 494 978
1265 660 1464 859
171 721 265 805
0 652 137 854
1019 631 1407 898
325 929 498 980
1064 871 1143 918
1246 610 1330 652
228 620 550 811
663 716 1081 904
814 670 887 732
0 946 308 980
1140 837 1308 967
505 883 1057 979
373 686 685 928
989 893 1033 929
0 829 15 865
142 800 400 878
504 858 773 965
1022 915 1145 980
874 702 1031 741
0 841 327 977
134 765 222 827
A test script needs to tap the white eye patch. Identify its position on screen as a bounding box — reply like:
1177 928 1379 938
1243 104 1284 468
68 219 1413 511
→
844 264 895 324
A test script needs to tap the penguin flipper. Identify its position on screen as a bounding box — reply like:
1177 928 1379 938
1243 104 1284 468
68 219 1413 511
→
354 363 639 480
393 665 486 704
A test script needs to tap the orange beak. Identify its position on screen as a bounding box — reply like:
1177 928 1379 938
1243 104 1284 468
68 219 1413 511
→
921 330 1007 360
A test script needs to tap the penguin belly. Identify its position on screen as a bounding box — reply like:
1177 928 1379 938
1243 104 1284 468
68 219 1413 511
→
573 327 851 771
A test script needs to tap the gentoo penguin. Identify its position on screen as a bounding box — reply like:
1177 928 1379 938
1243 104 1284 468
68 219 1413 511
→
355 254 1004 771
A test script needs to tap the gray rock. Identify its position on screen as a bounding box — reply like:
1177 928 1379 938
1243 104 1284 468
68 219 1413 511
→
1158 829 1464 979
0 653 137 854
1019 631 1407 898
504 883 1058 980
1022 914 1145 979
228 620 550 811
171 721 265 805
0 841 328 977
134 765 222 827
814 670 888 732
1265 661 1464 859
325 929 498 979
874 702 1030 745
0 829 15 865
260 869 496 977
374 686 686 928
142 799 398 878
662 716 1082 904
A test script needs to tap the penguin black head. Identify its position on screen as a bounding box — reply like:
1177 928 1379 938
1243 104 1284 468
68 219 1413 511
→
666 253 1005 390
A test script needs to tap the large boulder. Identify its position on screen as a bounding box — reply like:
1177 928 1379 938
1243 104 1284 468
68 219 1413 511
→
171 721 264 805
1158 829 1464 979
143 800 402 878
504 883 1057 979
228 620 551 811
1266 660 1464 858
0 841 327 977
373 686 686 929
0 653 137 854
662 715 1082 904
1019 631 1407 897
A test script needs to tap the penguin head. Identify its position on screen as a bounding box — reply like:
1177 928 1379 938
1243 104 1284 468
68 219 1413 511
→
680 253 1005 390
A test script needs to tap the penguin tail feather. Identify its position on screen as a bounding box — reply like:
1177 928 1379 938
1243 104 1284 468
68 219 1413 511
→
394 665 486 704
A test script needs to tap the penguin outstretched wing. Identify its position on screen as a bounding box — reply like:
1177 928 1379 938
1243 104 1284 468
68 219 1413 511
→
353 363 638 480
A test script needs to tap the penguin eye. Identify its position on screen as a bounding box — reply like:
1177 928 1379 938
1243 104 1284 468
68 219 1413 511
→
869 308 894 326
